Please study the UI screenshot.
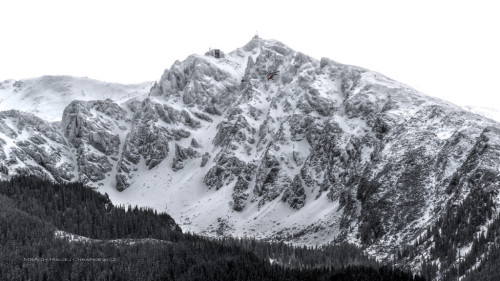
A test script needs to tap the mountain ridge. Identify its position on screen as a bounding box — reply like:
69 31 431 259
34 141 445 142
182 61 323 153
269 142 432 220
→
0 75 153 122
1 37 500 279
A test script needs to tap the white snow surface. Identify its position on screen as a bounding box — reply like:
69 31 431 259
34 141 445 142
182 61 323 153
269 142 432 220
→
54 230 168 245
0 76 153 122
2 38 500 277
463 105 500 123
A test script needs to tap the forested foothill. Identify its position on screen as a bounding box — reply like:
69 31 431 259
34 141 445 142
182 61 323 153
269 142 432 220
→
0 176 424 280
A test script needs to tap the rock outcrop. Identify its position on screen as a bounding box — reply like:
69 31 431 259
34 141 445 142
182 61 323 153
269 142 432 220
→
2 38 500 279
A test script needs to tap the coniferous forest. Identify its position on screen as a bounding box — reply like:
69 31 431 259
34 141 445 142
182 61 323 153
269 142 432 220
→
395 185 500 281
0 176 425 280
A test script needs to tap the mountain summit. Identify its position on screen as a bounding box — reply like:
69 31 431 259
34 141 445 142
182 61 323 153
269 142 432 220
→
1 37 499 278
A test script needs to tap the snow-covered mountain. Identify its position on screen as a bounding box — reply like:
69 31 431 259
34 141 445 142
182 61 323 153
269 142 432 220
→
0 76 152 121
1 37 500 278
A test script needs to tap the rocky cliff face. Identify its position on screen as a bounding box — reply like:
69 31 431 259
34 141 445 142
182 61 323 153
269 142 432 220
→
1 37 500 279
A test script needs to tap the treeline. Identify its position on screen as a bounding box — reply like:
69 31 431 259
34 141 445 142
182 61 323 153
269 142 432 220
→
458 213 500 281
0 175 182 241
225 238 378 270
0 176 424 281
396 187 498 280
462 243 500 281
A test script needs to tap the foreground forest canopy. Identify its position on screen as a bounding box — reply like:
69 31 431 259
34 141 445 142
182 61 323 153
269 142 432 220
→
0 176 424 280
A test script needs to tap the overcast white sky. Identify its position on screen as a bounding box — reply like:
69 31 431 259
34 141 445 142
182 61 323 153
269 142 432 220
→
1 0 499 108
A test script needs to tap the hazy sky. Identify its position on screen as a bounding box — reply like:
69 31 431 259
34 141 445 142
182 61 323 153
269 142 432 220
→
1 0 499 108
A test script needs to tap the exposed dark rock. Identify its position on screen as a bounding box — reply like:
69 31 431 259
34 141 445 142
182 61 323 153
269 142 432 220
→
201 152 210 167
172 144 200 171
282 175 306 209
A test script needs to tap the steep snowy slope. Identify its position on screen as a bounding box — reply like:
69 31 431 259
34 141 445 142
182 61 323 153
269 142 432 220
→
0 76 152 121
463 105 500 123
1 37 500 279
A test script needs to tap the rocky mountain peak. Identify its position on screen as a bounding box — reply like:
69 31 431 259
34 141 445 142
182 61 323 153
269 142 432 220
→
1 37 500 279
